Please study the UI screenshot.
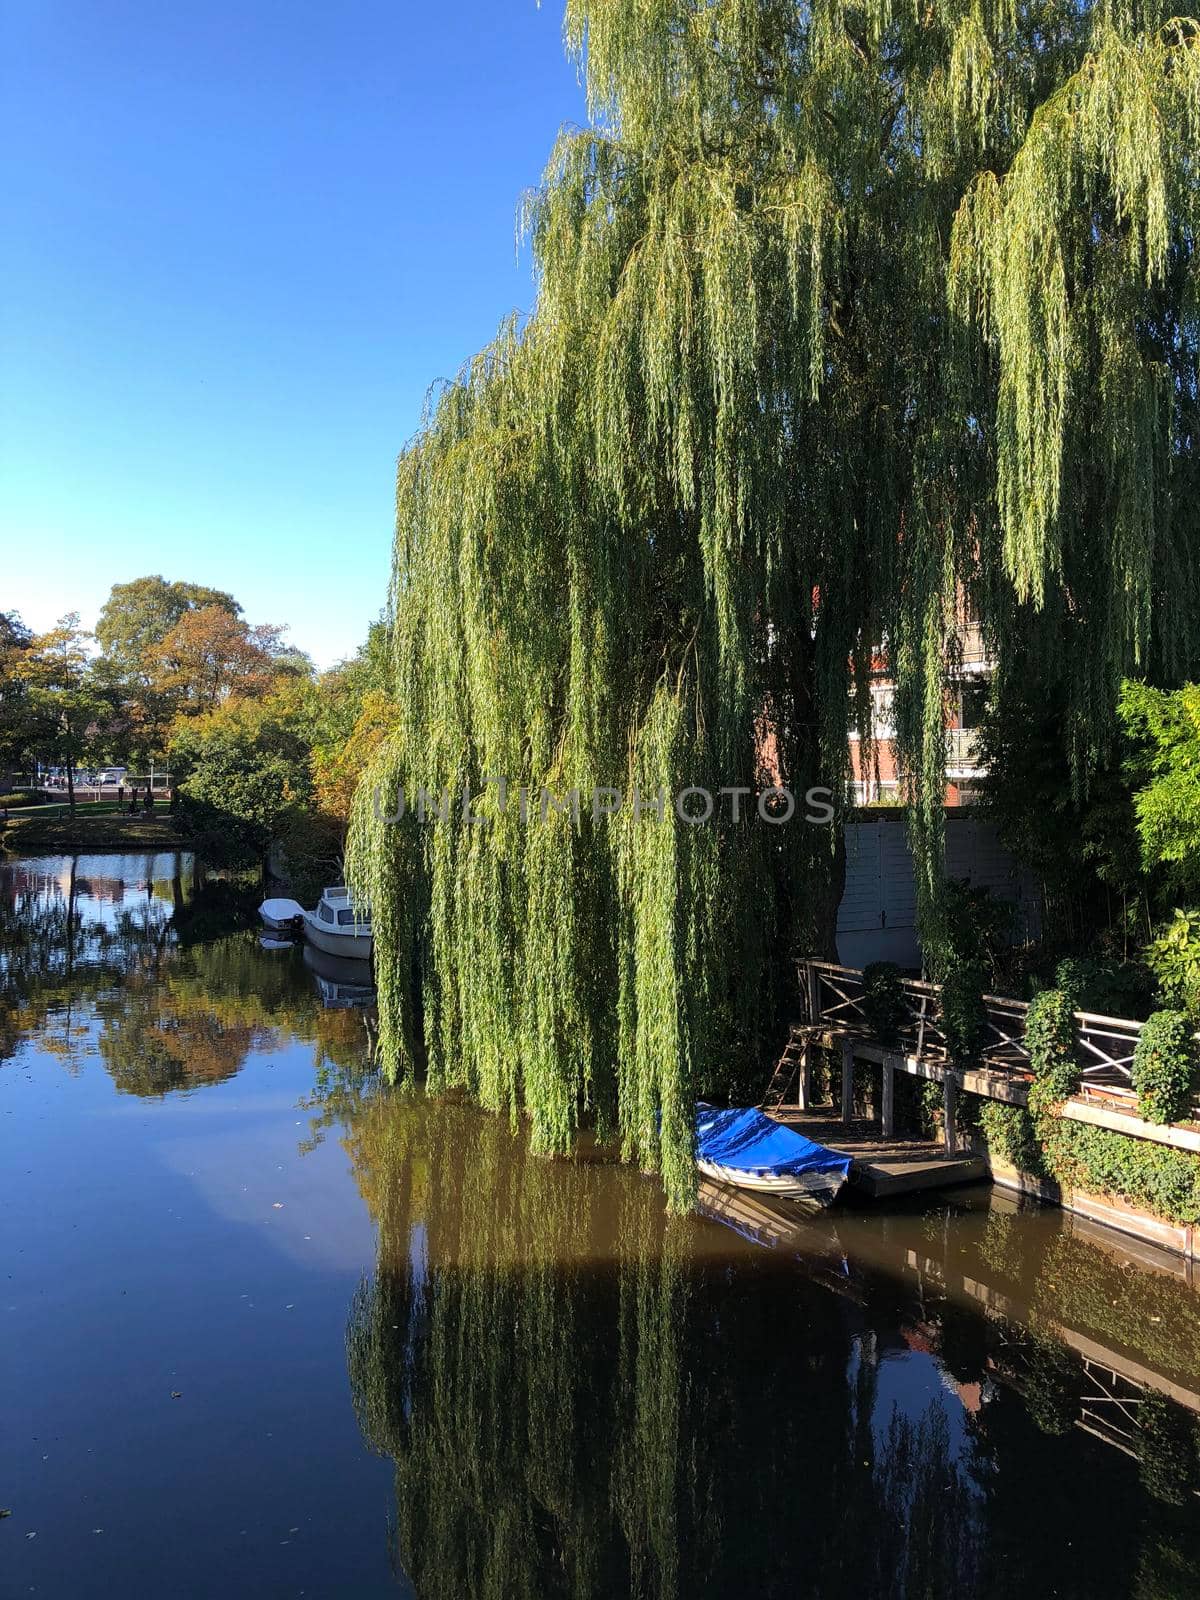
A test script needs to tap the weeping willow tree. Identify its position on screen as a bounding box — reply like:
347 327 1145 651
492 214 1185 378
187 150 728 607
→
349 0 1200 1207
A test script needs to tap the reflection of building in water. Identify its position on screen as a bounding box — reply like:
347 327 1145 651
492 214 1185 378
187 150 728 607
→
4 862 72 904
698 1176 1200 1492
0 855 193 928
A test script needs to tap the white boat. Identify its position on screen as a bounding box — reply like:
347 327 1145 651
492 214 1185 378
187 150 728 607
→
303 944 376 1008
301 886 373 962
259 896 305 931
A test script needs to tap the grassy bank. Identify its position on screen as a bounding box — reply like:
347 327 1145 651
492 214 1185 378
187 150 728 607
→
1 801 193 853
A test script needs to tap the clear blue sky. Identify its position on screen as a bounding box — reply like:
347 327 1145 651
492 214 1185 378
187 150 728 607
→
1 1 586 667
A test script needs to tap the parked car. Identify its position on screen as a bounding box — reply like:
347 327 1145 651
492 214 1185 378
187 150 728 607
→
96 768 128 786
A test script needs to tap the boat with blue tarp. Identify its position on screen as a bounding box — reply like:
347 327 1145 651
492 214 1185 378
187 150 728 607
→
695 1104 852 1205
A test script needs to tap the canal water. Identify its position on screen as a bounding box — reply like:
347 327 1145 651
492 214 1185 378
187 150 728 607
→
3 852 1200 1598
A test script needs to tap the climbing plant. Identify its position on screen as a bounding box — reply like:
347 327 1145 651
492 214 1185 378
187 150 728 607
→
350 1 1200 1208
861 962 906 1046
964 1090 1200 1223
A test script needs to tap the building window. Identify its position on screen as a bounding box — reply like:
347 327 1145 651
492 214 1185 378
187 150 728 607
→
960 682 989 730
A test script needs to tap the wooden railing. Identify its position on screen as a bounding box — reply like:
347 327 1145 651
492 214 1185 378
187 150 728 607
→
798 959 1145 1105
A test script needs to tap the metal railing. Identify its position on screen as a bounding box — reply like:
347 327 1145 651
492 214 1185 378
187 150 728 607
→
958 622 994 671
36 773 174 797
945 727 985 774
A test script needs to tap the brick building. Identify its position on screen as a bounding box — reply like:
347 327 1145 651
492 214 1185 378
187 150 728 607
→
848 623 992 807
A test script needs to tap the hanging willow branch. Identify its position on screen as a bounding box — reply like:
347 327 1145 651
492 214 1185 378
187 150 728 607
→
349 1 1200 1210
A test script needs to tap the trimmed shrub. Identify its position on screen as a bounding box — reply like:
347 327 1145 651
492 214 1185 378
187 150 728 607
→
1054 956 1155 1020
1132 1009 1198 1126
973 1098 1047 1176
861 961 905 1045
1025 988 1080 1107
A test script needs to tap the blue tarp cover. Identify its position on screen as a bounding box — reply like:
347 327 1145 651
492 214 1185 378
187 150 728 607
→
696 1105 853 1181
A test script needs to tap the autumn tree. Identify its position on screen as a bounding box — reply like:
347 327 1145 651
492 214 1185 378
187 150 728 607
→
312 621 399 822
168 677 319 859
24 615 109 805
146 604 284 721
91 577 247 762
95 576 240 674
0 611 34 779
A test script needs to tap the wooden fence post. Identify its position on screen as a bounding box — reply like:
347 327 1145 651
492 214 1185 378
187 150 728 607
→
881 1058 895 1139
944 1073 958 1152
841 1039 854 1124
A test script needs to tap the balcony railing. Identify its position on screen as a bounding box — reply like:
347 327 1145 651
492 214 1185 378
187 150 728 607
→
945 726 984 775
959 622 993 671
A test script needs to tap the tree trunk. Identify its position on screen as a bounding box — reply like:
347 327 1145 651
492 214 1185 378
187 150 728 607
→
776 612 845 960
812 828 846 961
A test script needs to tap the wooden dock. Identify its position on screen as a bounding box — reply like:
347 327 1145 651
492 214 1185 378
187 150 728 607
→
755 959 1200 1253
773 1112 988 1198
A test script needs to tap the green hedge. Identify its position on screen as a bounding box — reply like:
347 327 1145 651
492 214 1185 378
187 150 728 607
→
964 1094 1200 1226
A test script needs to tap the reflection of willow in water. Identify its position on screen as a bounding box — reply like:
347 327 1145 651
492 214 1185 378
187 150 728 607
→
345 1099 985 1600
346 1098 699 1598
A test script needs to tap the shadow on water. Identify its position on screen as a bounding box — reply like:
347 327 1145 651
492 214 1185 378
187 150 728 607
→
340 1095 1200 1600
4 852 1200 1598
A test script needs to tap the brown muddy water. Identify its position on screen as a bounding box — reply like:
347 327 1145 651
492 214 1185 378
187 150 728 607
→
2 852 1200 1599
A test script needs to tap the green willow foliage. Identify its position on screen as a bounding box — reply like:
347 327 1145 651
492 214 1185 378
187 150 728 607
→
350 1 1200 1207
